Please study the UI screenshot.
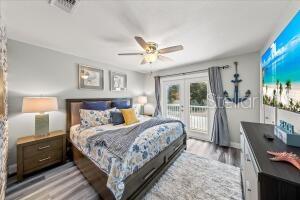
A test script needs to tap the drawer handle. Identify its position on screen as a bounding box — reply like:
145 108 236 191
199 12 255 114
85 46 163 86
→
174 144 181 152
39 156 51 162
38 145 50 150
143 168 156 180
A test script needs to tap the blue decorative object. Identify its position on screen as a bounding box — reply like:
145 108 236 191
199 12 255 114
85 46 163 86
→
82 101 111 111
110 111 125 125
112 100 131 109
224 62 251 104
279 120 295 134
275 120 300 147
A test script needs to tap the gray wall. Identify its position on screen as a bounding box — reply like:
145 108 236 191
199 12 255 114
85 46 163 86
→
7 39 145 166
145 52 260 146
260 1 300 133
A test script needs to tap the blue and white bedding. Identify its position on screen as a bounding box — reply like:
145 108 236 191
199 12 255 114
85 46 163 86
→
70 116 184 199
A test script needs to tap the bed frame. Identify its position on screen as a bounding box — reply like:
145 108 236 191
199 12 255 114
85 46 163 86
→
66 98 187 200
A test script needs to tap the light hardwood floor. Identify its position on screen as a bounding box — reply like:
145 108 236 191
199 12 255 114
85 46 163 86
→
6 139 241 199
187 139 240 167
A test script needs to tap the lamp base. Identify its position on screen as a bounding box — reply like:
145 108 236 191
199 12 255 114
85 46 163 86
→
140 105 144 115
35 113 49 136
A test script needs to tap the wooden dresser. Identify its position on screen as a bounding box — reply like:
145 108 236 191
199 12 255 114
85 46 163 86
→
17 131 66 181
240 122 300 200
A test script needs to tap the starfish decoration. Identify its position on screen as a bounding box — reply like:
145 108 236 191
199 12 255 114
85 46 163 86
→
267 151 300 170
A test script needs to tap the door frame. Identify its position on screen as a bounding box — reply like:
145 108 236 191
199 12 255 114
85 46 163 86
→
184 76 210 140
161 79 185 122
160 72 211 141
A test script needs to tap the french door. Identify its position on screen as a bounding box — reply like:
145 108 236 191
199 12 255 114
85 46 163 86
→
162 75 210 140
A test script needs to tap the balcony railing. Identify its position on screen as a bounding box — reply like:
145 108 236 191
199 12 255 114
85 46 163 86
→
166 104 208 133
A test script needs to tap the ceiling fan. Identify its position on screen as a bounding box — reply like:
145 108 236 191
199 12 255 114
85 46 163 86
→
118 36 184 64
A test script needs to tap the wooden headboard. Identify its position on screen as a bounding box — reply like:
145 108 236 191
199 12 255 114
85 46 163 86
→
66 98 133 134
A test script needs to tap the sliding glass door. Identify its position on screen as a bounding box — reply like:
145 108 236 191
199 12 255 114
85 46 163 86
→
162 75 210 140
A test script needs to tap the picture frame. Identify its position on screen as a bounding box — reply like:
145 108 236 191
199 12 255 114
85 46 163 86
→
110 71 127 91
78 64 104 90
0 69 4 117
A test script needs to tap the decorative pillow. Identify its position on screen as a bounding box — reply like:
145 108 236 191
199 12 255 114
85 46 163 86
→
112 100 131 109
80 108 116 128
110 111 125 125
82 101 111 111
121 108 139 125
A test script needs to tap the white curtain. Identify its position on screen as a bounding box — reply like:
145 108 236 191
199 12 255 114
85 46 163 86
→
0 12 8 200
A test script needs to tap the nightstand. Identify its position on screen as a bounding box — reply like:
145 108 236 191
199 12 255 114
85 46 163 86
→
17 130 66 181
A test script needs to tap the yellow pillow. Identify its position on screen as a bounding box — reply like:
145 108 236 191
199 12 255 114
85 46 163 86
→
121 108 139 125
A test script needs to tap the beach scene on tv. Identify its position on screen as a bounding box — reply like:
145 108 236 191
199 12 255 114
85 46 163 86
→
262 11 300 113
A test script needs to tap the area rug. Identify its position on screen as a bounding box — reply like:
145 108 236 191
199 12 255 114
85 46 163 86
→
6 151 242 200
144 152 242 200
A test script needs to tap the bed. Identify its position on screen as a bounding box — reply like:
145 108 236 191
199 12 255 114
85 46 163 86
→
66 98 187 200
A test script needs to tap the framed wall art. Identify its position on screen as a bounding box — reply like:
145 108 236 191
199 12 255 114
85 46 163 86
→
78 64 104 90
110 71 127 91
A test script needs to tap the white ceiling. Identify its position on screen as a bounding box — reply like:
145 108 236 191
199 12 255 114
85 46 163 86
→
5 0 290 73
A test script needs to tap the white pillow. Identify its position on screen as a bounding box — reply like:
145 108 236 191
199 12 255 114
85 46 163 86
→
80 107 116 128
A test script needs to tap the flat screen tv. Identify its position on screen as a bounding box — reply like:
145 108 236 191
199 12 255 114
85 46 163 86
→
262 11 300 113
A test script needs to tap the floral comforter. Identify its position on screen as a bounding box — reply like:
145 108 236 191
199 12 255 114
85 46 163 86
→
70 116 184 199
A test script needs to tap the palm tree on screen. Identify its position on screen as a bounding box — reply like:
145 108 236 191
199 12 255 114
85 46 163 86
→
276 80 279 95
279 83 283 102
285 80 291 99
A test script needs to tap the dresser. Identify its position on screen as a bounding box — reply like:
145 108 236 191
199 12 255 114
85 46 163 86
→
240 122 300 200
17 131 66 181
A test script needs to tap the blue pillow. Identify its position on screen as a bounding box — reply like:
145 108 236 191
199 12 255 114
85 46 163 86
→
82 101 111 111
110 111 125 125
112 100 131 109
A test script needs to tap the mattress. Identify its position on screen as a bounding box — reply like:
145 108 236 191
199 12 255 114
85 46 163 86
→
70 116 184 199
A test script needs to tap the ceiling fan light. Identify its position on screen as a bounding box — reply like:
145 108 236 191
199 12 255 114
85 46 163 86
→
144 52 158 63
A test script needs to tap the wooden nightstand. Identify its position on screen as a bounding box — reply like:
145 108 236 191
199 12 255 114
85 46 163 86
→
17 130 66 181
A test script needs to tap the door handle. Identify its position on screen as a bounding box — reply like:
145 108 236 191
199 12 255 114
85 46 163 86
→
246 180 251 192
245 154 251 162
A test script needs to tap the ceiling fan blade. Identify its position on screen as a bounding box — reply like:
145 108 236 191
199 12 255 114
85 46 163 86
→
140 58 147 65
158 55 174 62
159 45 184 54
118 52 144 56
135 36 148 50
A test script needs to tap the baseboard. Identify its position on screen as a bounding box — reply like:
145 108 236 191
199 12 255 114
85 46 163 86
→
230 142 241 149
189 137 241 149
8 163 17 176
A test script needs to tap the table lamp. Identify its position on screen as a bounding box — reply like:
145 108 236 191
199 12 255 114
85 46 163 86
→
22 97 58 136
137 96 148 115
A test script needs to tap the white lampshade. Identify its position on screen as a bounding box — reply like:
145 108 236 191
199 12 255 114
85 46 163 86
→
137 96 148 105
22 97 58 113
